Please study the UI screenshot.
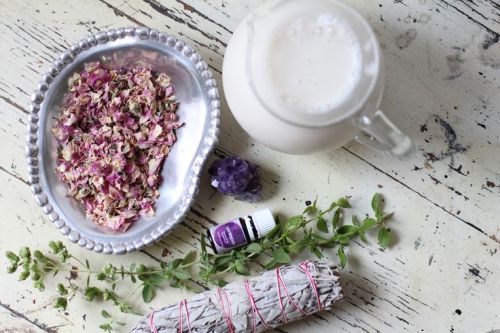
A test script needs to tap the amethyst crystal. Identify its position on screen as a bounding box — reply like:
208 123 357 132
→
208 157 262 202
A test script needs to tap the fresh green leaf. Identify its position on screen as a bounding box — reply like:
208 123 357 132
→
48 241 58 253
327 201 337 211
336 225 358 245
311 233 335 247
34 281 45 291
22 261 30 271
371 193 383 214
362 217 377 230
284 236 294 246
5 251 19 262
84 287 103 302
338 246 347 268
33 250 43 260
264 259 278 269
118 302 134 314
103 289 117 302
19 247 30 259
214 255 233 269
303 205 315 214
311 246 323 258
336 197 351 208
51 241 65 254
316 216 328 233
103 264 116 279
271 248 291 264
234 260 250 275
287 238 309 254
331 209 341 229
144 273 164 286
171 258 184 269
182 251 197 265
173 269 191 280
359 231 368 244
57 283 68 295
245 243 262 254
378 212 394 223
101 310 112 319
142 284 154 303
336 236 351 246
31 271 41 282
54 297 67 310
336 225 358 236
284 215 304 233
214 279 228 287
19 270 30 281
378 228 391 249
99 323 112 332
352 215 360 226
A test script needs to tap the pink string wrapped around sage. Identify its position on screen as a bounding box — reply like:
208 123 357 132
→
131 261 342 333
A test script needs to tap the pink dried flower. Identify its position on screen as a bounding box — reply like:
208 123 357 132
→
52 61 182 231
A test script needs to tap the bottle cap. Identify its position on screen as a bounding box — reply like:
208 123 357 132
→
251 209 276 236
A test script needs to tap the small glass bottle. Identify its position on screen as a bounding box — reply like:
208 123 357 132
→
207 209 276 254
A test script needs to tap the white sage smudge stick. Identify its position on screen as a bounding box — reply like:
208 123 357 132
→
131 261 343 333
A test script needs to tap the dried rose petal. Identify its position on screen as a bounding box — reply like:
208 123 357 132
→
52 62 182 231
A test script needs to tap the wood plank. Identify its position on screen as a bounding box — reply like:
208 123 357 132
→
0 0 498 332
0 301 53 332
2 95 500 332
341 0 500 238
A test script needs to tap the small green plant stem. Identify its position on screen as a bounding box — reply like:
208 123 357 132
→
39 258 197 278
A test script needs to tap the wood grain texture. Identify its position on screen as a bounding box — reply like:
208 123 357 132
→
0 302 51 333
0 0 498 332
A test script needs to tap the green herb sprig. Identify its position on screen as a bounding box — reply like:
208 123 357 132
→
99 310 126 332
198 193 392 286
5 193 393 331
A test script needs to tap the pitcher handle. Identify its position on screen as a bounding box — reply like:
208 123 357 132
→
353 110 415 160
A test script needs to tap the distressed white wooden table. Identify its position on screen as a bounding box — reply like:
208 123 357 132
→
0 0 499 332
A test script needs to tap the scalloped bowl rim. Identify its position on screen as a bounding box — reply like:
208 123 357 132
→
26 27 220 254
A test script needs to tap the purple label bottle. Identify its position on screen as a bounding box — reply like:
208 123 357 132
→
207 209 276 253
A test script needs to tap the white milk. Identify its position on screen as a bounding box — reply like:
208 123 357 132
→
246 0 365 124
257 11 363 117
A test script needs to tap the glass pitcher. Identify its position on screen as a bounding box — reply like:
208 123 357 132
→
222 0 414 159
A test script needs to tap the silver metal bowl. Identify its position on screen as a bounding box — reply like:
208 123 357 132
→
26 27 220 254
